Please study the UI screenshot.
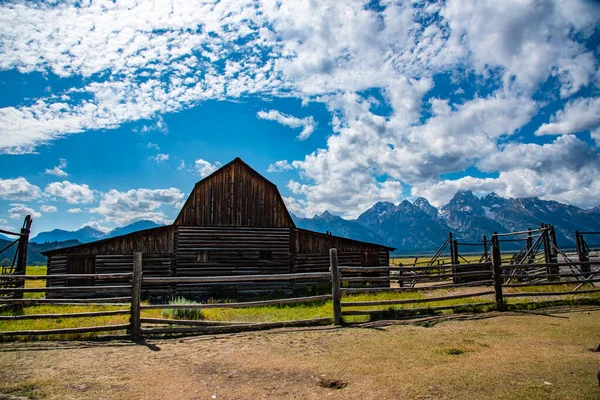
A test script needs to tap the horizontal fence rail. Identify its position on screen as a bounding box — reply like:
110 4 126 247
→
1 229 599 340
0 271 133 338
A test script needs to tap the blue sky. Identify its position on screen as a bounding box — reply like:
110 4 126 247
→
0 0 599 237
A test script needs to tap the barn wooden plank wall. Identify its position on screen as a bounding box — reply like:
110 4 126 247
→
293 229 390 287
174 226 293 297
47 256 67 288
174 159 294 228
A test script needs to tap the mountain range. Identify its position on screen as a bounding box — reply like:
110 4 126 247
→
30 220 163 244
0 220 164 265
293 190 600 253
8 191 600 260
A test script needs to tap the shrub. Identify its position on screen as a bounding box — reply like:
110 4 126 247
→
161 297 205 320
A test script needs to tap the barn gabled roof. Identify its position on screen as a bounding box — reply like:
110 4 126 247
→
174 157 296 228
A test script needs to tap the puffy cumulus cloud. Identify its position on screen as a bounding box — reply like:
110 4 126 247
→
413 135 600 208
194 159 221 178
535 97 600 144
45 181 95 204
287 175 403 219
150 153 169 163
8 204 41 220
442 0 599 95
288 89 535 216
40 205 57 213
67 208 83 213
91 187 185 225
477 135 598 173
0 0 598 214
44 158 68 177
257 110 316 140
281 196 307 217
0 177 41 201
267 160 294 173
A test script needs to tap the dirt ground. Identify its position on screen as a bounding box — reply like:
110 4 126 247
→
1 307 600 399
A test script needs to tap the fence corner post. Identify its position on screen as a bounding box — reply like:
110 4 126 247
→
131 252 143 342
329 248 342 325
491 235 505 311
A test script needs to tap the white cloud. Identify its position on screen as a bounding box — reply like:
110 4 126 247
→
40 205 57 213
257 110 316 140
147 142 160 150
136 116 169 135
67 208 83 214
282 196 307 217
8 204 42 220
44 158 68 177
150 153 169 163
267 160 294 173
0 218 15 233
91 187 185 225
413 135 600 208
0 178 41 201
535 97 600 143
178 160 186 170
442 0 599 94
45 181 95 204
0 0 598 214
194 159 221 178
174 200 185 211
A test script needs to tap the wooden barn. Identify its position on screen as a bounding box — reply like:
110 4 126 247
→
43 158 394 298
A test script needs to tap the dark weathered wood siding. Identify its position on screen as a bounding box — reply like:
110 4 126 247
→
174 159 294 228
293 229 390 287
173 226 293 297
293 229 389 272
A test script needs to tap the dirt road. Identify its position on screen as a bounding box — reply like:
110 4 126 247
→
1 307 599 399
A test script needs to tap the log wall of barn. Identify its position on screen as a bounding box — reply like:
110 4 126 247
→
174 159 294 228
46 253 172 298
173 226 293 297
293 229 390 288
45 226 174 298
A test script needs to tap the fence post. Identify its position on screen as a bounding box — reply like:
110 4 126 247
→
452 239 460 284
329 248 342 325
575 230 590 274
131 252 142 341
448 232 454 267
491 234 505 311
14 215 32 301
482 235 488 262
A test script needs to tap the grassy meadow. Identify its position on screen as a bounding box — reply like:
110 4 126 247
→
0 263 599 340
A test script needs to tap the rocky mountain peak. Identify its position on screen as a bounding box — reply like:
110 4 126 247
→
413 197 439 219
442 190 484 216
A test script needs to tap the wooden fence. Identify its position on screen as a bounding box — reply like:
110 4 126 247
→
0 271 133 337
330 230 600 323
0 253 333 340
1 240 599 340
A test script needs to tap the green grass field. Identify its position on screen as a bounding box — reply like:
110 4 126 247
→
1 265 598 340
